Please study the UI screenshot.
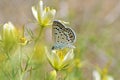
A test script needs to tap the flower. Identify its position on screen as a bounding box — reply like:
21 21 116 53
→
45 47 74 71
93 67 114 80
32 0 56 27
3 22 17 42
19 37 28 46
0 22 19 59
2 22 18 52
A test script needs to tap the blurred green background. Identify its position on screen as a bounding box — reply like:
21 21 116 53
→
0 0 120 80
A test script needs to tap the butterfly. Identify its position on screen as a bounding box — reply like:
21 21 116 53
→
52 20 76 50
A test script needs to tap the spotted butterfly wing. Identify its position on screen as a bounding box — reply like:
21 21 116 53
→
52 20 76 50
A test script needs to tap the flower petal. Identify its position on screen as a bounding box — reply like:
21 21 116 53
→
93 70 101 80
3 22 15 31
60 49 74 69
45 48 61 70
42 8 56 26
39 0 43 16
107 75 114 80
63 49 74 62
32 6 38 21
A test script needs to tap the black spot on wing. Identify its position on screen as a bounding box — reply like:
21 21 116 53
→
62 37 64 39
66 28 76 42
55 28 60 31
53 20 65 29
54 33 57 35
59 31 61 33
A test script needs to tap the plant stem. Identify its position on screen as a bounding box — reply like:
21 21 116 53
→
19 45 24 80
35 26 44 44
19 72 24 80
56 71 62 80
6 51 10 60
56 70 67 80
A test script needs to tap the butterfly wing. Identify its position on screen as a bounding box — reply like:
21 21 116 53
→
52 20 76 50
52 43 75 50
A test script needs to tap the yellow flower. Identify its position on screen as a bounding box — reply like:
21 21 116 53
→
45 47 74 71
2 22 18 52
32 0 56 27
0 22 19 59
19 37 28 46
74 58 84 68
3 22 17 42
93 67 114 80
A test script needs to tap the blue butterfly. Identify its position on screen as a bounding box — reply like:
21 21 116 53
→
52 20 76 50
